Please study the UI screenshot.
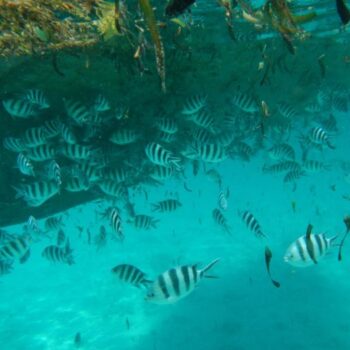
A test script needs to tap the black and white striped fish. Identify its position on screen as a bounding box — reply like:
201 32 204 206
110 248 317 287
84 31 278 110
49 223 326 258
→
98 181 126 198
109 208 124 240
155 118 178 134
149 165 174 181
42 119 61 139
268 144 295 161
145 143 181 170
24 215 40 235
109 129 140 145
284 224 336 267
111 264 151 288
129 215 158 230
302 160 330 173
3 137 25 152
42 240 74 265
145 258 220 304
60 143 91 160
194 142 227 163
22 127 48 147
65 176 90 192
232 92 258 113
56 229 66 246
158 131 177 144
44 160 62 185
212 208 231 234
101 167 129 183
189 109 216 131
0 235 31 264
26 144 56 161
16 153 35 176
152 199 182 212
64 99 91 125
218 190 228 211
24 89 50 109
13 180 60 207
2 98 36 118
93 94 110 113
277 102 298 119
45 216 64 232
240 211 265 238
59 123 77 144
308 127 335 149
182 95 207 115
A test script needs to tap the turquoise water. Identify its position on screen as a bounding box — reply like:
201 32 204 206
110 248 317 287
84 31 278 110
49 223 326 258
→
1 106 350 349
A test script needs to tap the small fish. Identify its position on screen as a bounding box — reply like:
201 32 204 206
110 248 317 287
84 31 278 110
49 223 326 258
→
338 216 350 261
45 216 64 231
111 264 151 288
94 225 107 250
152 199 182 212
218 190 228 211
93 94 110 113
181 95 207 115
129 215 158 230
46 160 62 185
25 215 40 235
24 89 50 109
42 240 74 265
284 224 336 267
194 142 227 163
74 332 81 348
264 246 280 288
231 92 258 113
26 144 56 162
145 258 220 304
145 143 181 170
213 208 231 234
0 235 31 264
64 99 91 125
2 98 36 118
109 208 124 240
16 153 35 176
206 168 222 187
109 129 140 145
56 229 66 246
240 211 265 238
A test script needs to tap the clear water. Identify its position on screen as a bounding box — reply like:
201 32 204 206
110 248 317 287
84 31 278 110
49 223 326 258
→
1 107 349 350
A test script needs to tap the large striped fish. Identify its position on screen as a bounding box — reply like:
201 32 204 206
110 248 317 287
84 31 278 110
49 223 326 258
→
284 224 336 267
145 258 220 304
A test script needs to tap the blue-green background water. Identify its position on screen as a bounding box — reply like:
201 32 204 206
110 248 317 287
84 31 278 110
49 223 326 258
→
1 106 350 349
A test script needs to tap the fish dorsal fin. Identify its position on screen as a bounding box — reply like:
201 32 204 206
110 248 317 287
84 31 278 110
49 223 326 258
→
306 224 313 238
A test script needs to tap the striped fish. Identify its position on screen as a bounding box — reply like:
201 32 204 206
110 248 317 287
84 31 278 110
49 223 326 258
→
149 165 174 181
0 235 31 264
60 143 91 160
42 119 61 139
44 160 62 185
156 118 178 134
130 215 158 230
13 180 60 207
65 176 90 192
268 144 295 161
93 94 110 113
263 161 301 174
158 131 177 144
109 208 124 240
303 160 330 173
191 128 214 144
109 129 140 145
218 190 228 211
232 92 258 113
240 211 265 238
182 95 207 115
212 208 230 234
111 264 151 288
101 167 129 183
45 216 64 232
194 142 227 163
42 240 74 265
308 127 335 149
22 127 48 147
56 229 66 246
64 99 91 125
189 109 216 131
0 260 13 275
2 98 36 118
145 143 182 170
24 89 50 109
145 258 220 304
152 199 182 212
26 144 56 161
98 181 126 198
284 224 336 267
277 102 298 119
17 153 35 176
59 123 77 144
3 137 25 152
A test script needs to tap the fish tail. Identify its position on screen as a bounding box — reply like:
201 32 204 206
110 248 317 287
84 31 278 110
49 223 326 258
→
201 258 220 278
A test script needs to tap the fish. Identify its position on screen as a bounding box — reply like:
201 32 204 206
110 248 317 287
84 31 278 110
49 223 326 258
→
60 143 91 160
56 229 66 246
0 235 31 264
151 199 182 212
24 89 50 109
149 165 173 181
98 180 126 198
109 129 140 145
0 260 13 276
218 190 229 211
129 215 158 230
188 109 216 131
94 225 107 250
3 137 25 152
42 240 74 265
206 168 222 187
155 118 178 134
22 127 48 147
268 144 295 161
231 92 258 113
111 264 151 288
2 98 36 118
13 180 60 207
277 102 298 119
145 143 181 170
45 216 64 232
264 246 280 288
240 211 265 238
25 216 40 235
45 160 62 185
212 208 231 234
338 216 350 261
193 142 227 163
336 0 350 25
65 176 90 192
181 95 207 115
308 127 335 149
284 224 337 267
59 123 77 144
42 119 61 139
93 94 110 113
26 144 56 162
63 99 91 125
74 332 81 348
109 208 124 240
16 153 35 176
145 258 220 304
